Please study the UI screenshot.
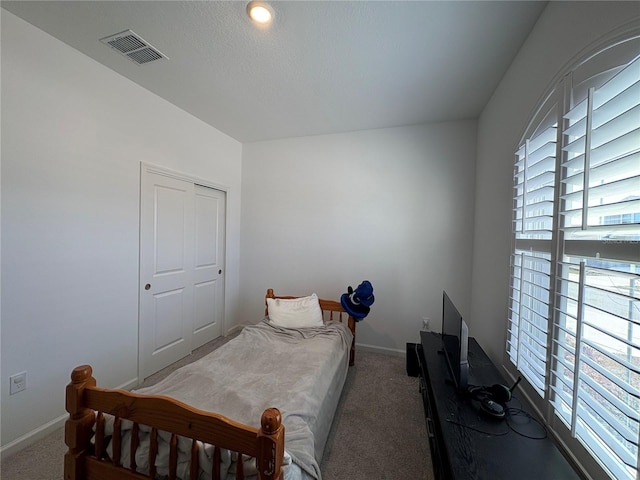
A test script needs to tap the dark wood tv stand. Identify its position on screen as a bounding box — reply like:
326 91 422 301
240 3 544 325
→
418 331 582 480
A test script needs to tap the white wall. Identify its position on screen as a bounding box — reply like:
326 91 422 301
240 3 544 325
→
240 121 477 352
6 0 636 463
0 11 242 453
471 2 640 365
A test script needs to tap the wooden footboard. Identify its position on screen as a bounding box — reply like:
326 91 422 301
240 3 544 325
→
265 289 356 366
64 365 284 480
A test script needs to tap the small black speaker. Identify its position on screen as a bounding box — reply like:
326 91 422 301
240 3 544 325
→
406 342 420 377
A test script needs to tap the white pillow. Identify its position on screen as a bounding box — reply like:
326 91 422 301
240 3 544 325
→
267 293 324 328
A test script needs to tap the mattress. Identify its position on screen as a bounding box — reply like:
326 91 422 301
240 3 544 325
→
113 320 353 480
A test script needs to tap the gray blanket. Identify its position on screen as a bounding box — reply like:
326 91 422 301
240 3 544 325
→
136 320 353 480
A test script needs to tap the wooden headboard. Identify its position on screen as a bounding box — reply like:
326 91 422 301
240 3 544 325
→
265 289 356 366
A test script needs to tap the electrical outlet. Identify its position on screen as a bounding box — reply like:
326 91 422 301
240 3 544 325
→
9 372 26 395
422 317 430 331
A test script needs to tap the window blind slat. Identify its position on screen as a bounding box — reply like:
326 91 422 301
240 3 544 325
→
561 153 586 174
549 381 574 408
562 224 640 242
593 79 640 129
588 151 640 186
551 351 575 374
519 332 548 360
526 165 555 187
581 337 640 374
591 104 640 148
561 189 583 204
529 126 558 152
528 142 557 166
526 185 555 202
563 135 587 155
575 404 638 467
561 151 587 171
580 355 640 400
592 55 640 109
564 117 587 138
587 175 640 207
587 197 640 220
565 97 588 123
574 420 632 480
590 127 640 167
579 374 639 422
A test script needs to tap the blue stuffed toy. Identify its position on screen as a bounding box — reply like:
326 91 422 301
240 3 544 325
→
341 280 375 321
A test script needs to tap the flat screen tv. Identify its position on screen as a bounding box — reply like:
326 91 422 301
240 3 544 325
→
441 291 469 391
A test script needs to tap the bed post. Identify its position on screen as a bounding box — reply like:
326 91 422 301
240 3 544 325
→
256 407 285 480
265 288 275 317
64 365 96 480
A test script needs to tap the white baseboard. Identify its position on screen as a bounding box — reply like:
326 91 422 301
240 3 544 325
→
120 377 140 391
0 376 138 459
0 412 67 460
224 324 245 336
355 342 405 357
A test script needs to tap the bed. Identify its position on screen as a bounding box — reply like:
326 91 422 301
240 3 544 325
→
64 289 356 480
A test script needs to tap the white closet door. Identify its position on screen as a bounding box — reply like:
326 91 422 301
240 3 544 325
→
139 166 227 379
140 171 194 378
192 184 225 349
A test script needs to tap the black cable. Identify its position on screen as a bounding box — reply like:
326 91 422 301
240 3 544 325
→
445 394 548 440
504 407 548 440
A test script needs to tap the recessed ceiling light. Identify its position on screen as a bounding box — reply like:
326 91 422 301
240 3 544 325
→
247 1 274 25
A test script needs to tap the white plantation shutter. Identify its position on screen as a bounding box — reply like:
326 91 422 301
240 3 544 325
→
561 54 640 238
514 126 557 238
552 259 639 480
508 102 558 396
508 250 551 394
552 51 640 480
508 35 640 480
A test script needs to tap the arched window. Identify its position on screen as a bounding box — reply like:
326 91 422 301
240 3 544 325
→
507 30 640 480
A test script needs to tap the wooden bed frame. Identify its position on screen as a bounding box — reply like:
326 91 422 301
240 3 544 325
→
64 289 355 480
264 288 356 366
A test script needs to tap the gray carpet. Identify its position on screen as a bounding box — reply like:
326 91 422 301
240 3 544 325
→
321 350 433 480
1 339 433 480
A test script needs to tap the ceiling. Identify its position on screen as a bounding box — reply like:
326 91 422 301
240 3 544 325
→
2 1 547 143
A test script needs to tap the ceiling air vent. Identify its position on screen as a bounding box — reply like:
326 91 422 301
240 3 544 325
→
100 29 167 65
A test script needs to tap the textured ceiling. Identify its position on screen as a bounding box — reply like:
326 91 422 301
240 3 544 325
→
2 1 547 142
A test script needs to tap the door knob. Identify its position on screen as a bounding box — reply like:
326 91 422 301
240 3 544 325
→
145 283 151 290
